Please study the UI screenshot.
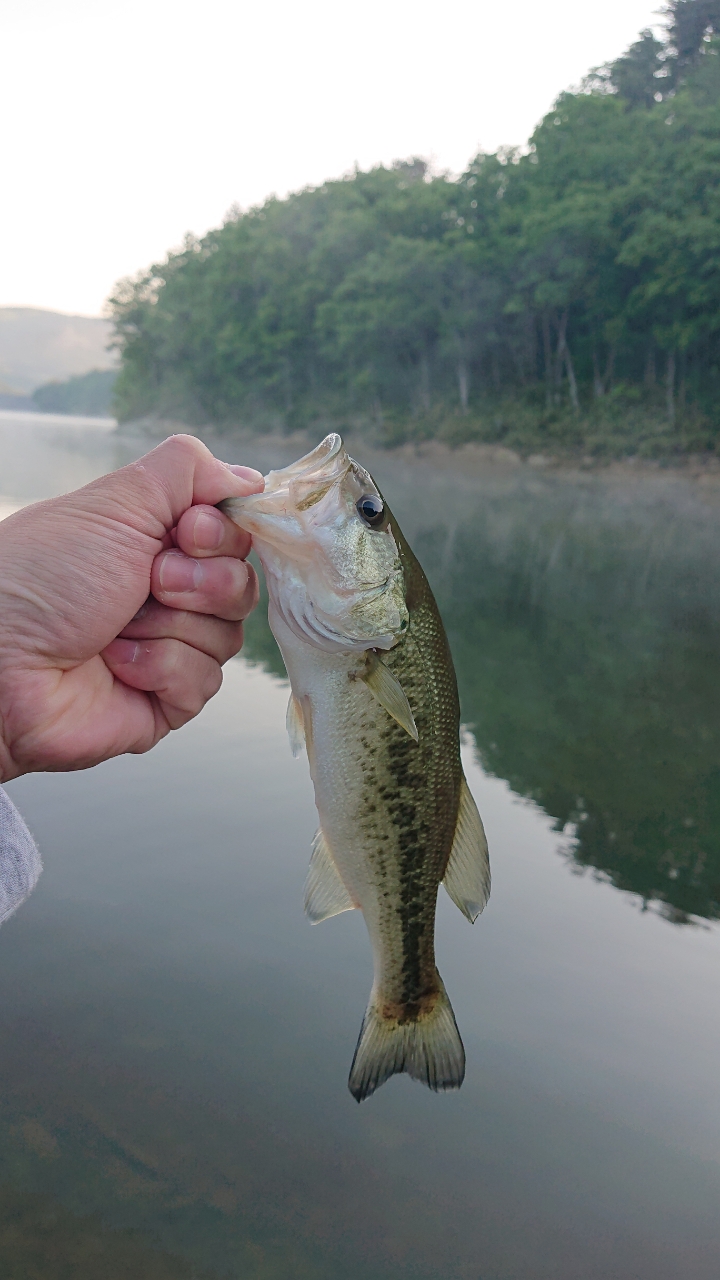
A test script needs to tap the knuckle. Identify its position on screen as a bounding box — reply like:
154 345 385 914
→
160 705 193 730
161 434 207 464
162 651 222 718
206 663 223 700
182 662 221 715
183 692 205 718
221 621 244 661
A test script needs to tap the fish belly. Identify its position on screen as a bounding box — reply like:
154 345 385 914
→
271 608 456 1014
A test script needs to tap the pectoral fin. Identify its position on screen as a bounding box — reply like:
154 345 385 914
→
286 693 305 757
360 653 418 741
443 777 490 922
304 828 357 924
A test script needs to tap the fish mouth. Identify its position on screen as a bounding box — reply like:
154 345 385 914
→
219 433 350 531
267 434 344 487
220 433 408 653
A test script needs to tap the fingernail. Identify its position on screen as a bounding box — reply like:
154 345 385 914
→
132 600 149 621
193 509 224 550
224 463 265 484
159 551 203 593
104 639 139 665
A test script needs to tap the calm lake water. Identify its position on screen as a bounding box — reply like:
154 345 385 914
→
1 410 720 1278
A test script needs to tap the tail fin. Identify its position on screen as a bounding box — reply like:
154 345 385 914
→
348 978 465 1103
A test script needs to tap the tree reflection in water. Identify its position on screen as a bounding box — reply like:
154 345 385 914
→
243 458 720 924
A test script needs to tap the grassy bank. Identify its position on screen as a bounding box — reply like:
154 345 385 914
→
122 384 717 467
335 386 714 461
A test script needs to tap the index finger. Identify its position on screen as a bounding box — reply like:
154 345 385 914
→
175 505 252 560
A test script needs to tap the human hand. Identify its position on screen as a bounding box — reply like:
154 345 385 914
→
0 435 264 782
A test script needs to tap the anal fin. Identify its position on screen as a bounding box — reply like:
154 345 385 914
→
286 693 305 757
360 652 418 741
443 777 490 922
304 828 356 924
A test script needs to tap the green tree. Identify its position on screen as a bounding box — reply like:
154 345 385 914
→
668 0 720 76
610 30 667 107
109 13 720 449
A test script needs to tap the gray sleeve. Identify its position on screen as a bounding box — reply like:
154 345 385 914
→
0 786 42 925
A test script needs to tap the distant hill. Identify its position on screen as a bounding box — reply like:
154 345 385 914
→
32 368 117 417
0 307 117 395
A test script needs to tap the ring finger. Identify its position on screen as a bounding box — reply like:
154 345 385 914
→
117 597 244 665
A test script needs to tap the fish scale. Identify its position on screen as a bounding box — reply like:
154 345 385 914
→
221 433 490 1101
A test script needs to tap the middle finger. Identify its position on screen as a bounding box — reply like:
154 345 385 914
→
151 551 259 621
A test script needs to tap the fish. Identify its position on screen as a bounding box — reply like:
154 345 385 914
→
220 434 489 1101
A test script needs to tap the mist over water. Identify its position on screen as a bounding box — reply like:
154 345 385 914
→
243 441 720 926
1 415 720 1279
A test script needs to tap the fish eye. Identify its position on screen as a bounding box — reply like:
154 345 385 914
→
356 495 385 528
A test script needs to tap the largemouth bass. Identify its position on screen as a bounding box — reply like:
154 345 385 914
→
221 434 489 1101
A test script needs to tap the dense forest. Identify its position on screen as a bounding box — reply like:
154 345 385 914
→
111 1 720 456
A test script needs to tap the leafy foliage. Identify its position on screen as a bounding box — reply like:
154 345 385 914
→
110 1 720 453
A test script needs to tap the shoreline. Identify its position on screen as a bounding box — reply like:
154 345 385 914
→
6 404 720 486
115 415 720 487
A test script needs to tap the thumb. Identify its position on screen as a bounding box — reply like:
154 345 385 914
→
73 435 265 541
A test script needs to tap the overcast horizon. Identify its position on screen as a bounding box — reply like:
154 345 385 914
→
2 0 662 317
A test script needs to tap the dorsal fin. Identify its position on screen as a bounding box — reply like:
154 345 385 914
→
286 693 305 757
360 652 418 741
304 828 357 924
443 777 490 922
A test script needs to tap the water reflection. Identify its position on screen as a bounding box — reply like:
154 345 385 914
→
0 409 120 507
423 468 720 925
242 452 720 924
0 1186 198 1278
2 418 720 1279
7 663 720 1280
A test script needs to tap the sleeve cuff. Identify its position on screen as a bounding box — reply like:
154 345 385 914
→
0 786 43 925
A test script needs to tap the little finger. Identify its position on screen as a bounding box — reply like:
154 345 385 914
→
102 636 223 724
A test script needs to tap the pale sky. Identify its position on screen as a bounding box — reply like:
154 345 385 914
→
1 0 662 317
